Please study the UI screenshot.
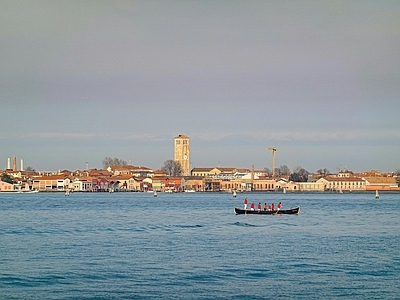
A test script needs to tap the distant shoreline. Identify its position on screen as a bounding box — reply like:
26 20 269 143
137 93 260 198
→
1 190 399 194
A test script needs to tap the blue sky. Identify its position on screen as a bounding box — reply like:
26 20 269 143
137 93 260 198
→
1 1 399 173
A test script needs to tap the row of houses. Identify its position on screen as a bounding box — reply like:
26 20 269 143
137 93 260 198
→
1 166 399 192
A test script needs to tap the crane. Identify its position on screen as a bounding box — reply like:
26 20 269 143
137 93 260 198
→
267 147 276 177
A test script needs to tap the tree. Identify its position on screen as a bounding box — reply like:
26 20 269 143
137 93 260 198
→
161 160 183 176
102 157 127 169
1 173 14 184
25 166 36 171
316 168 330 177
263 167 271 177
289 166 310 182
275 165 290 176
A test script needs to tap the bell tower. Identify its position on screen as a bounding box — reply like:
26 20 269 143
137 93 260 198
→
174 134 190 176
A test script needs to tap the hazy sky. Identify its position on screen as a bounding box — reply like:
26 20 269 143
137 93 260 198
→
1 1 399 173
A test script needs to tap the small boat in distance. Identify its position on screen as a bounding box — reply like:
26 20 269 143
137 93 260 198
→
233 190 237 197
375 190 379 199
153 190 157 197
234 206 300 215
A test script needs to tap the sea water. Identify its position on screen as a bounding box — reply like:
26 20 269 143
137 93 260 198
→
1 192 399 299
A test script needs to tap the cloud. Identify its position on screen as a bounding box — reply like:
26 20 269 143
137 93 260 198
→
21 132 98 140
15 127 400 146
18 132 177 143
120 134 172 142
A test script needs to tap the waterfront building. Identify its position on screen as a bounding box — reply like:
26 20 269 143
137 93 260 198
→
180 176 204 192
174 134 190 176
363 176 400 191
251 178 277 192
0 180 14 191
151 176 182 192
129 177 143 191
108 174 133 191
222 177 276 192
142 177 153 192
296 181 325 192
72 177 93 191
32 175 71 191
93 177 110 192
316 176 366 192
204 178 221 192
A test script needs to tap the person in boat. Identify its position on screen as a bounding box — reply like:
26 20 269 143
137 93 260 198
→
263 203 267 211
257 202 261 212
271 203 275 211
243 198 248 210
268 204 271 211
250 203 255 211
277 202 282 211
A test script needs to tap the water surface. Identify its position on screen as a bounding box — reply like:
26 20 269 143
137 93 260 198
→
1 192 399 299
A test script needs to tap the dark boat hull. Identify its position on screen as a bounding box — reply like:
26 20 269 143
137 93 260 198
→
234 206 300 215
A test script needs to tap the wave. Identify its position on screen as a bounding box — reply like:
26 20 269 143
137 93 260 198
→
231 221 263 227
0 274 68 287
173 224 204 229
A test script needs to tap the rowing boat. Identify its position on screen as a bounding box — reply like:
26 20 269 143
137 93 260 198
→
234 206 300 215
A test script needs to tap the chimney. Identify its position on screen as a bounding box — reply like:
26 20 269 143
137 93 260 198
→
7 157 11 169
20 159 24 171
13 157 17 171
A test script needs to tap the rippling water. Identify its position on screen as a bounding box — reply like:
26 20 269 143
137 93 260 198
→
1 192 399 299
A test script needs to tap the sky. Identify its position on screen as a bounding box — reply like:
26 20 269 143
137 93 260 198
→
1 0 399 173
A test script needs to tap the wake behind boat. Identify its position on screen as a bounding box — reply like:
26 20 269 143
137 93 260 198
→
234 206 300 215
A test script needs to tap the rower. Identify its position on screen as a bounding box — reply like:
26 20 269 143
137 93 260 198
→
271 203 275 211
257 202 261 212
277 202 282 211
263 203 267 211
243 198 248 210
250 203 255 211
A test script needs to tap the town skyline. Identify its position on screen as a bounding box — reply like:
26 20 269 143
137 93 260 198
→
1 2 399 173
2 146 399 176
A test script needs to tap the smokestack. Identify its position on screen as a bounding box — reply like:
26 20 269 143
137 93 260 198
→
7 158 11 169
13 157 17 171
20 159 24 171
